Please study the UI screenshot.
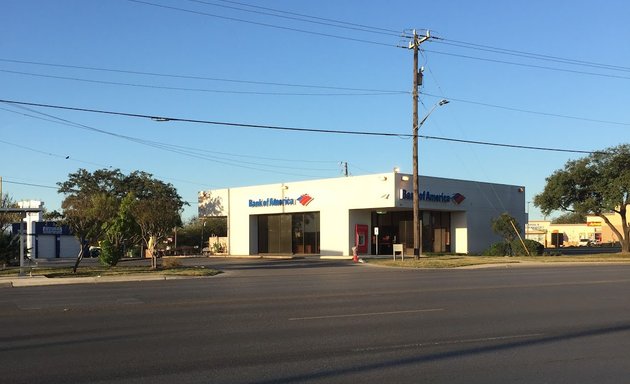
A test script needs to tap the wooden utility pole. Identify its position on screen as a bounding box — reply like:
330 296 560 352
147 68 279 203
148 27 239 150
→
410 30 430 259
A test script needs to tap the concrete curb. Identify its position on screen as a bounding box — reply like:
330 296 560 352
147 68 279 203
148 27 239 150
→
0 274 191 288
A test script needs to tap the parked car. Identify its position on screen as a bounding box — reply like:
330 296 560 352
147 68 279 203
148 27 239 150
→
88 246 101 257
578 239 592 247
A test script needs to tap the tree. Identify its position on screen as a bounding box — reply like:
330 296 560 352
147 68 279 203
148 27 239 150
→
534 144 630 253
61 193 117 272
176 216 227 249
132 197 183 269
0 194 20 232
551 212 586 224
492 213 521 243
58 168 186 271
100 193 140 266
0 231 20 267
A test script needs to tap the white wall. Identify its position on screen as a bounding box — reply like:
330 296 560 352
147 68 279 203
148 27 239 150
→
60 236 80 258
37 236 55 258
451 212 468 254
199 172 525 256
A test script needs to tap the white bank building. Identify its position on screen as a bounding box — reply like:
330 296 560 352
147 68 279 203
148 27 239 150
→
198 172 526 256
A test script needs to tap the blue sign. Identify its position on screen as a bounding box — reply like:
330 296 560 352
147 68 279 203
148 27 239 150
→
399 189 466 204
249 197 296 208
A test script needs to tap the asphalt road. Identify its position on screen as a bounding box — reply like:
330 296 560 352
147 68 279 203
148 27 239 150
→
2 259 630 383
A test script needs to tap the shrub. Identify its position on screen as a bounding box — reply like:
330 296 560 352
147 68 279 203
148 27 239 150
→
211 242 226 254
484 239 544 256
162 257 182 269
484 242 511 256
0 232 20 267
99 239 124 266
511 239 544 256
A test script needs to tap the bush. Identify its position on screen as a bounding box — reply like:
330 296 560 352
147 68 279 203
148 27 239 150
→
512 239 544 256
211 242 226 254
483 239 544 256
99 239 124 266
0 232 20 267
162 257 182 269
484 242 511 256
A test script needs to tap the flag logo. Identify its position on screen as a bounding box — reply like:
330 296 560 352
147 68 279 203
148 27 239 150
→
297 194 314 206
452 193 466 204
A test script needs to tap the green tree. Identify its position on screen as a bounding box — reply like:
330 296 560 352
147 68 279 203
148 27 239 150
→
100 193 139 266
132 197 183 269
491 213 521 243
0 194 20 232
176 216 227 249
58 168 186 271
551 212 586 224
534 144 630 253
61 193 117 272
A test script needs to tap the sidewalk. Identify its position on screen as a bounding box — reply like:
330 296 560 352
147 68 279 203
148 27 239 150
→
0 273 190 288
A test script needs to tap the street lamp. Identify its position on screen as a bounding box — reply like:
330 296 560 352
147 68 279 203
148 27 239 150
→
412 98 449 258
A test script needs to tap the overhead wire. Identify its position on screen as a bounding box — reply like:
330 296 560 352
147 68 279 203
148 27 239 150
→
0 99 603 155
2 179 59 190
434 37 630 73
2 176 199 205
127 0 627 80
0 101 340 177
424 48 630 81
2 58 629 127
0 58 405 93
0 69 402 97
214 0 403 35
184 0 402 37
125 0 396 48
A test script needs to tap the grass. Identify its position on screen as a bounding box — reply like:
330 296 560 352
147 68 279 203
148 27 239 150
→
367 253 630 269
0 265 221 278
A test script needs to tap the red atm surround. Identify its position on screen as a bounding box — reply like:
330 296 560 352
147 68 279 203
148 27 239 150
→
355 224 369 254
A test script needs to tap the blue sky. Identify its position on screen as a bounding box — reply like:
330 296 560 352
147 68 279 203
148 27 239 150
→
2 0 629 221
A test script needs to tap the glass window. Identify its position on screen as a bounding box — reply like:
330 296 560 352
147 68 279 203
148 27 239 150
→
259 212 319 254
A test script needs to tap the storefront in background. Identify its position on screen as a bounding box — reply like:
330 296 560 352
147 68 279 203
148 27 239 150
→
198 172 526 256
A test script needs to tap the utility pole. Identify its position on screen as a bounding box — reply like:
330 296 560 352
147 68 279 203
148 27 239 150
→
410 29 430 259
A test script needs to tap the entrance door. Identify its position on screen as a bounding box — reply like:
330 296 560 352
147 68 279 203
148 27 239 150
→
433 228 446 253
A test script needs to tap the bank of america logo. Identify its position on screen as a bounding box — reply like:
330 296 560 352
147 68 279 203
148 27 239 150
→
297 194 314 206
452 193 466 204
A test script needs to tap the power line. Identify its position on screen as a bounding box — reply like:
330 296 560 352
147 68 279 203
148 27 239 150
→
3 58 629 127
421 135 597 154
0 98 602 155
2 179 58 190
3 102 335 167
126 0 396 48
3 177 199 205
420 92 630 127
424 48 630 81
127 0 628 81
0 69 402 97
125 0 630 82
208 0 628 74
0 101 339 177
185 0 401 37
0 58 405 94
215 0 403 35
434 37 630 73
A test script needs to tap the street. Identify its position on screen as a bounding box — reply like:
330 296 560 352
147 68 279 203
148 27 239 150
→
2 259 630 383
